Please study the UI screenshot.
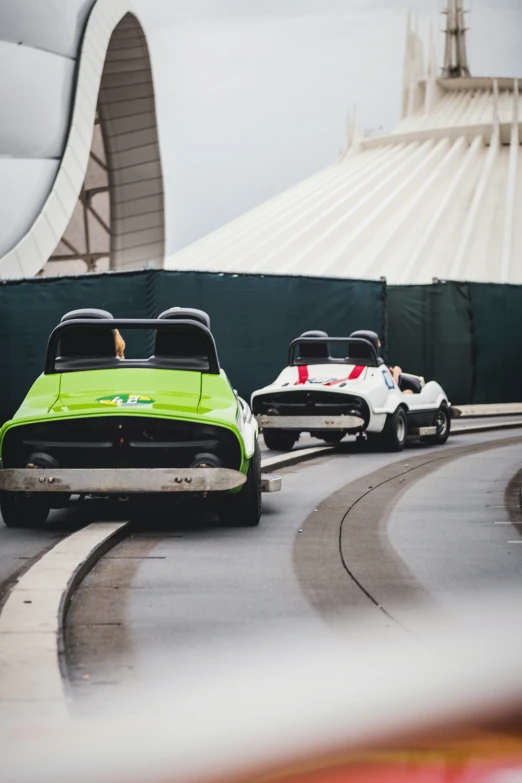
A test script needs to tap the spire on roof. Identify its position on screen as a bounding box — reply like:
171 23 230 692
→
442 0 471 79
401 13 426 120
401 12 413 119
425 23 443 112
341 104 363 160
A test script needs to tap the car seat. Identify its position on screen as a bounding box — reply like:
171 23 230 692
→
297 330 330 364
152 309 213 370
58 308 117 363
158 307 211 330
348 330 383 366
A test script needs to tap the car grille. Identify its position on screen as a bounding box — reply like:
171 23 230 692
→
252 391 369 423
2 417 241 471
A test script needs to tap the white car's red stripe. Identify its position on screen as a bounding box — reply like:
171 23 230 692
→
295 365 365 386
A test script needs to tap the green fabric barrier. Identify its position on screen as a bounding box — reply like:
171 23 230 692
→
430 282 473 405
0 271 155 427
388 282 473 404
153 271 386 405
3 272 522 417
387 285 429 377
469 283 522 404
0 270 386 424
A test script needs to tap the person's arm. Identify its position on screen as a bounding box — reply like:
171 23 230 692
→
114 329 126 359
390 366 402 385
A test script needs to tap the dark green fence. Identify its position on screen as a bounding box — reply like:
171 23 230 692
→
0 270 386 424
388 281 522 405
2 272 520 425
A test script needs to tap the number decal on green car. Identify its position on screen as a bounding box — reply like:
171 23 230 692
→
96 394 155 407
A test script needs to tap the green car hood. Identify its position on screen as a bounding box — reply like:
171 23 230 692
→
52 368 202 416
2 368 241 435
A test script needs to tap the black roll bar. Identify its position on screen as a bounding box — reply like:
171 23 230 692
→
288 336 379 368
45 318 220 375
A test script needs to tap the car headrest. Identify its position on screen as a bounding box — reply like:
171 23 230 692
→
58 309 117 360
61 308 114 322
158 307 211 330
348 330 383 365
349 330 379 352
153 323 211 369
298 330 330 361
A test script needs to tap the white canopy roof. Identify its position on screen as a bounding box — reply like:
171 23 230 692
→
167 2 522 285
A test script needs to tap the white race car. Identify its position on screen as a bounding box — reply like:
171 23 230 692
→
251 330 451 452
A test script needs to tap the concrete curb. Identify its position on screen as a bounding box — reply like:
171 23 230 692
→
57 522 129 670
455 404 522 418
451 420 522 436
0 521 127 724
261 445 333 471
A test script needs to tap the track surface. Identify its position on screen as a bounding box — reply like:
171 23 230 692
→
1 415 519 603
64 428 522 715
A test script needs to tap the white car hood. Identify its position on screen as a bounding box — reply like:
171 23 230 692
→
270 363 368 389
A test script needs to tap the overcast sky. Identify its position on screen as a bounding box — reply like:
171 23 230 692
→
133 0 522 255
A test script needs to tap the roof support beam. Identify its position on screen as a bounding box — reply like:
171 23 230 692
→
60 236 83 258
500 79 520 283
281 143 422 274
364 136 465 279
397 135 483 283
206 149 388 273
89 150 107 172
449 82 501 279
48 253 108 263
85 200 110 235
323 141 451 276
244 147 402 273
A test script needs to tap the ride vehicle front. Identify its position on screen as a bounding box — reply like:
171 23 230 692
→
251 330 451 452
0 308 273 528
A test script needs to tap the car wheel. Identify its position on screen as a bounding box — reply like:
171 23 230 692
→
426 405 451 445
263 429 298 451
318 431 345 445
382 407 407 452
0 492 50 528
218 441 261 527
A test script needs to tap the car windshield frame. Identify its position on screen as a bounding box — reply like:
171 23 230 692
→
45 318 221 375
288 337 379 368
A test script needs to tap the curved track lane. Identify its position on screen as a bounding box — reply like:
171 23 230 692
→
1 416 520 602
65 429 522 714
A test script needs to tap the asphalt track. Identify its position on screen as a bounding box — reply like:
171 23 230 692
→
60 427 522 716
2 415 512 602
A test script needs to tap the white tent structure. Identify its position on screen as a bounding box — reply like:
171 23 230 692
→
0 0 164 279
166 1 522 285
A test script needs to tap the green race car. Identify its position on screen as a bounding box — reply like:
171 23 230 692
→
0 307 278 528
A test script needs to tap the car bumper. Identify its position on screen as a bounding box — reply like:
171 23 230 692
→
256 414 365 431
0 468 282 494
0 467 247 494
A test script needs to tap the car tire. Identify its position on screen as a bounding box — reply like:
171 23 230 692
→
219 441 261 527
0 492 50 528
382 407 407 452
263 429 298 451
319 431 345 445
425 404 451 445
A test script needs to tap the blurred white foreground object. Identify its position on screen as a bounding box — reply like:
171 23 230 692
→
2 593 522 782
